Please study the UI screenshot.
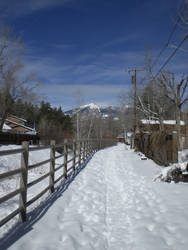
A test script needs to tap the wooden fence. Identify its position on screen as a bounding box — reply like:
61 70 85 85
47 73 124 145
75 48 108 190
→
0 139 116 228
135 132 178 165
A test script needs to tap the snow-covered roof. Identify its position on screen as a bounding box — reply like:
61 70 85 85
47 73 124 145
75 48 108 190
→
2 124 12 130
8 115 27 123
163 120 185 125
141 119 185 126
5 119 36 132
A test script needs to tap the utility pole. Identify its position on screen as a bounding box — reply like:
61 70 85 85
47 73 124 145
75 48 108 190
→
127 68 144 147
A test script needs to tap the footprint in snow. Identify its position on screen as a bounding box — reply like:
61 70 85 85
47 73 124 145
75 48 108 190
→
147 224 155 232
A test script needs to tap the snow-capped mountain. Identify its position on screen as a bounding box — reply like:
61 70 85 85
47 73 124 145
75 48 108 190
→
80 103 100 111
64 103 100 116
64 103 120 119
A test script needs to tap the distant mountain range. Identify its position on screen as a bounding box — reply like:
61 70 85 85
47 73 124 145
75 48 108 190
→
64 103 121 119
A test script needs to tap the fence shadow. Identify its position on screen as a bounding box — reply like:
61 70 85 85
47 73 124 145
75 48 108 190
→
0 155 93 250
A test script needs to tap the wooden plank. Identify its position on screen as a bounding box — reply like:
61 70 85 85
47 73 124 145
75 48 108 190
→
54 173 66 184
0 207 21 227
19 141 29 222
67 158 73 164
27 172 50 188
54 163 64 172
29 158 51 170
55 153 64 160
0 168 21 180
0 148 24 156
75 160 80 166
0 188 21 204
29 145 50 152
67 166 74 172
26 186 49 207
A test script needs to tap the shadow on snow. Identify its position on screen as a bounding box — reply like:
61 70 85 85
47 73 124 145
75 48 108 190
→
0 155 94 249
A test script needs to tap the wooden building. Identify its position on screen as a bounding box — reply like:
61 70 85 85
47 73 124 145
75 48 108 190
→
2 115 37 135
138 119 188 149
138 119 186 135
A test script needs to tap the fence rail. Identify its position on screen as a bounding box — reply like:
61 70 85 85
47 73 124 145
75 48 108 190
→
0 138 116 228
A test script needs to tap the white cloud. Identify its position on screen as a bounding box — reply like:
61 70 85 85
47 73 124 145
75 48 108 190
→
37 83 130 111
0 0 72 19
21 49 145 109
98 33 140 49
23 50 141 85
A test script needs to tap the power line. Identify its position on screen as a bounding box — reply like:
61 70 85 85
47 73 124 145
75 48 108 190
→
154 33 188 78
151 2 187 69
168 43 188 53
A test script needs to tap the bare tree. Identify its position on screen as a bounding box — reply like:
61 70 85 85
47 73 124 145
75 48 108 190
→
73 88 85 140
145 50 188 147
158 72 188 149
0 25 38 131
143 51 178 130
137 80 176 131
118 89 135 133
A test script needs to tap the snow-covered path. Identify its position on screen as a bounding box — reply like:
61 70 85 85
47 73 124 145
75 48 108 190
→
2 143 188 250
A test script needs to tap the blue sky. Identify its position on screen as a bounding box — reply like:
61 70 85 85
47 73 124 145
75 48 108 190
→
0 0 187 110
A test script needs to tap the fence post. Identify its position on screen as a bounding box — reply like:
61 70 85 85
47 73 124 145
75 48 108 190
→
81 141 84 164
64 139 68 178
72 139 76 171
172 133 178 163
86 140 89 159
85 140 88 159
50 140 55 193
88 140 90 156
19 141 29 222
89 140 93 155
78 140 81 166
87 140 89 158
94 140 97 152
89 140 92 156
91 140 94 154
83 140 86 162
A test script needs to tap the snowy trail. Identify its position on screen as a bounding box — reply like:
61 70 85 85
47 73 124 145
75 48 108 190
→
2 143 188 250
